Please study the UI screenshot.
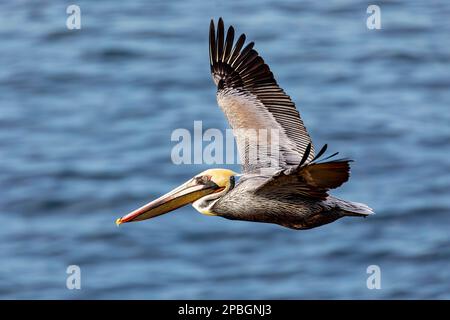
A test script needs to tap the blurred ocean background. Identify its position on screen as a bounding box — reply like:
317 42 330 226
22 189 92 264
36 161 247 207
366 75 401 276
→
0 0 449 299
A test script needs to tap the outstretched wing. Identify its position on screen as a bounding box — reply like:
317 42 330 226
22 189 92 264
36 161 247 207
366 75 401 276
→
255 144 352 200
210 18 315 173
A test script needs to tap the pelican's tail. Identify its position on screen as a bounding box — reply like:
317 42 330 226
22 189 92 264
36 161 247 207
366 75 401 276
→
329 197 374 217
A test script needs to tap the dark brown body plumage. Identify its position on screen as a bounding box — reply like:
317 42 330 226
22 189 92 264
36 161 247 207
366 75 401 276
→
213 175 352 230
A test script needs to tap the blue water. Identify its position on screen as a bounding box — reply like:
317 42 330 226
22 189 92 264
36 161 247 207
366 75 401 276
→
0 0 449 299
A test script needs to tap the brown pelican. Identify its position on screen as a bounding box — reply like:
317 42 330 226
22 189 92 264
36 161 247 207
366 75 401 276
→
115 18 373 230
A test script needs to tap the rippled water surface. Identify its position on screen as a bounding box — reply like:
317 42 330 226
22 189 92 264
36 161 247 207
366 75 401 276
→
0 0 449 299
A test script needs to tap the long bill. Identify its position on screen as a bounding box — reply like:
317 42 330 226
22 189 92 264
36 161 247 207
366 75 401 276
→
116 178 222 225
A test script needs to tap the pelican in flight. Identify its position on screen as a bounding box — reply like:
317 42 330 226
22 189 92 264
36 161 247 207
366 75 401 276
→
116 18 373 230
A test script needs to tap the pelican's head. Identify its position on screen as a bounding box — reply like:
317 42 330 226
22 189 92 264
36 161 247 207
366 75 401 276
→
116 169 237 225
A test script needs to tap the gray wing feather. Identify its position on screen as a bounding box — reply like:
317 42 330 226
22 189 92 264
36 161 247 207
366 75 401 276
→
210 18 315 173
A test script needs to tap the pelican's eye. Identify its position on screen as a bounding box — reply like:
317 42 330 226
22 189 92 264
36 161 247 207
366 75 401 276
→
229 175 235 190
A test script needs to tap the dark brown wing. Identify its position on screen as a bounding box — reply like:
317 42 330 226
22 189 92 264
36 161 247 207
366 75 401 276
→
255 145 352 200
